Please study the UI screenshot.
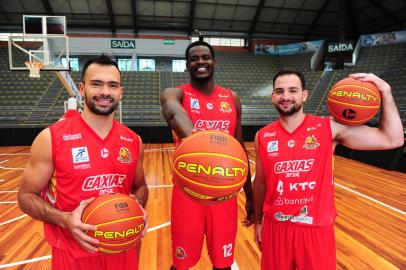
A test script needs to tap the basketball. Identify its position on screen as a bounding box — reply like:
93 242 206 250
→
327 77 381 125
172 130 248 205
82 193 145 254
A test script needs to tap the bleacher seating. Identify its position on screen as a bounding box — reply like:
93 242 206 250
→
1 43 405 128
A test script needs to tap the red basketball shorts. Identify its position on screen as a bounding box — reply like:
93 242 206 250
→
51 246 138 270
261 217 336 270
171 186 238 269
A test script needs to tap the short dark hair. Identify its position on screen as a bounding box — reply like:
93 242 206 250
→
185 41 215 60
273 69 306 90
81 54 120 82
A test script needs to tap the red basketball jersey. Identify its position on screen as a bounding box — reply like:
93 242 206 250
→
173 83 237 145
43 115 140 257
257 115 336 226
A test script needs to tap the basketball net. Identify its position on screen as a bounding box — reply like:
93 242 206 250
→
25 61 44 78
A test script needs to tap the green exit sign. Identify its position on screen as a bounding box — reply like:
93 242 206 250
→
111 39 136 49
163 39 175 45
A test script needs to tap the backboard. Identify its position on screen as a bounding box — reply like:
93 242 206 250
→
8 35 70 71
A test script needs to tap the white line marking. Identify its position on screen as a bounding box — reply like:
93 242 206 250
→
147 184 173 188
231 261 240 270
335 182 405 216
0 190 18 193
0 255 51 268
0 201 17 204
0 153 30 156
0 180 5 182
0 167 24 170
147 221 171 232
0 160 9 164
0 214 27 226
145 147 175 152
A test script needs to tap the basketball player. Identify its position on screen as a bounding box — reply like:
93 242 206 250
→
161 41 254 270
18 55 149 270
253 70 403 269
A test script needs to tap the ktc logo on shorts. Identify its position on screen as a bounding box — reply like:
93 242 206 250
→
175 247 187 259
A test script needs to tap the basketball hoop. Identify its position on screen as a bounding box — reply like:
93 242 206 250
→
25 61 43 78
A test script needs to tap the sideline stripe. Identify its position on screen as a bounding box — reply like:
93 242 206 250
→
0 221 172 268
0 214 27 226
148 184 173 188
231 261 240 270
147 221 171 232
145 147 175 152
0 201 17 204
335 182 405 216
0 167 24 170
0 160 8 164
0 190 18 193
0 153 30 156
0 255 51 268
0 180 5 182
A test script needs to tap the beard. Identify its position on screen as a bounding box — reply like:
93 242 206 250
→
275 102 303 116
84 93 118 116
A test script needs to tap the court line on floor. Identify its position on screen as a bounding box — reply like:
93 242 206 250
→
335 181 405 216
0 153 30 156
148 184 173 188
0 221 173 267
145 147 175 152
0 160 9 164
0 167 24 170
0 190 18 193
0 255 52 269
232 261 240 270
0 214 27 226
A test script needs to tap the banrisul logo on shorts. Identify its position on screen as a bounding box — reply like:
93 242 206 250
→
72 147 89 163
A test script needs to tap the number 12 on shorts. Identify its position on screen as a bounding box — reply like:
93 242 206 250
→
222 243 233 257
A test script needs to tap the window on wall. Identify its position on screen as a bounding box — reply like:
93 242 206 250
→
138 59 155 71
118 59 133 71
62 57 79 71
172 60 186 72
191 37 244 47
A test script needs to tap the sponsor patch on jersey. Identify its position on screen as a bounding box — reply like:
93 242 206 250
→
74 163 91 170
120 135 133 142
82 174 126 191
191 98 200 109
195 119 230 131
175 247 187 259
63 133 82 141
267 141 278 153
118 147 132 164
303 135 320 149
288 139 295 148
72 147 89 164
101 148 109 158
206 102 213 110
218 94 230 98
219 101 232 113
263 132 276 137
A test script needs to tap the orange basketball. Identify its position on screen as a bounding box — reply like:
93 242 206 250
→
327 77 381 125
172 130 248 205
82 193 145 254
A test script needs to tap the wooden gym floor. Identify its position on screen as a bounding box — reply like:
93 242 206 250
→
0 143 405 269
